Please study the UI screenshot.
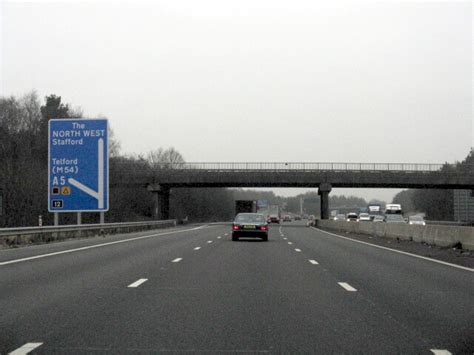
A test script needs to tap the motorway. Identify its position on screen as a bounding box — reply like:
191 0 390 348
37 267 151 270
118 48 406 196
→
0 222 473 354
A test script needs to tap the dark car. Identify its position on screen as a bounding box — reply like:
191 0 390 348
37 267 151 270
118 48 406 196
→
232 213 269 241
346 212 359 222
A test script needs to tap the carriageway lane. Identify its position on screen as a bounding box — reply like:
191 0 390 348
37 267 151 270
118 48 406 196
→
31 224 439 353
0 224 211 263
0 224 229 354
279 223 474 354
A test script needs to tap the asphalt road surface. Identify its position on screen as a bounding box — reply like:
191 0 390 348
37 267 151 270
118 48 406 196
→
1 222 473 354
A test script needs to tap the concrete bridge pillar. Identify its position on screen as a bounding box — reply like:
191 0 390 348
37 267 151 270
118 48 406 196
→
318 183 332 220
150 185 171 220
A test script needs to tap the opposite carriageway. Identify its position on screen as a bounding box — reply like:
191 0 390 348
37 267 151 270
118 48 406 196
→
110 162 474 219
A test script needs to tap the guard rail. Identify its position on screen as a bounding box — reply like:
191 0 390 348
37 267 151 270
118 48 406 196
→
0 220 177 247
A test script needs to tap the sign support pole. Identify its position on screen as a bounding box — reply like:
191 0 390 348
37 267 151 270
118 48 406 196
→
54 212 59 226
77 212 82 225
100 212 105 224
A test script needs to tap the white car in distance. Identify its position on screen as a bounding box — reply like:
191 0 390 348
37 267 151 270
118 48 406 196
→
408 215 426 226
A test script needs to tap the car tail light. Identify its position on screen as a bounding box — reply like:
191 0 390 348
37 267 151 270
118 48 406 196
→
260 225 268 231
232 225 240 230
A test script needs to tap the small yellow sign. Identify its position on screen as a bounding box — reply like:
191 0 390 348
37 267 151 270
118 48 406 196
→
61 186 71 195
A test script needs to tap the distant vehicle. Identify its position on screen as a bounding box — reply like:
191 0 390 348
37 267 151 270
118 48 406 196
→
385 214 406 223
268 205 281 224
359 213 371 222
385 204 402 215
408 215 426 226
306 214 316 227
294 215 301 221
368 204 382 214
334 214 346 221
373 215 385 223
235 200 257 215
368 204 383 220
283 215 292 222
232 213 268 241
346 212 359 222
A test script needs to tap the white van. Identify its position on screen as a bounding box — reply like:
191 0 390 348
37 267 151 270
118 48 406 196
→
385 204 402 214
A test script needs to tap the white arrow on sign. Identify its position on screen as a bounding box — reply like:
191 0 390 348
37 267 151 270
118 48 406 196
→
68 138 105 209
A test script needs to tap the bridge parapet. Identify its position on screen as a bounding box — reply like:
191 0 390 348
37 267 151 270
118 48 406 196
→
111 162 473 189
132 162 452 172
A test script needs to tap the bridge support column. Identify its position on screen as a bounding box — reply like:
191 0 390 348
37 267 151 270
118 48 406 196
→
318 183 332 220
150 185 171 220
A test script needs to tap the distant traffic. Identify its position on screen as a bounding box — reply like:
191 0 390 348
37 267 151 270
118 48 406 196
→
234 199 426 226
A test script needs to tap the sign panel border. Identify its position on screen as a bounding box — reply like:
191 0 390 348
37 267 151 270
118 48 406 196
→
48 118 109 213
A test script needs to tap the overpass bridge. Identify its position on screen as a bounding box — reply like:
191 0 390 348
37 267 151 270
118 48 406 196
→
112 162 474 220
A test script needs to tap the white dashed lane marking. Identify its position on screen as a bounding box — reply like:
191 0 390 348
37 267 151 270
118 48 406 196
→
295 249 301 252
430 350 452 355
309 259 319 265
283 237 287 240
217 236 222 239
9 343 43 355
193 247 201 250
0 226 206 267
128 278 148 288
288 242 293 245
172 258 183 263
207 241 213 244
338 282 357 292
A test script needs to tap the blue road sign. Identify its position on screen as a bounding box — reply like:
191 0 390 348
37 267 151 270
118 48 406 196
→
48 119 109 212
257 199 269 209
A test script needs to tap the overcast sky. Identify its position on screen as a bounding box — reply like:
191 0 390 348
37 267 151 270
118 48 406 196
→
1 0 472 201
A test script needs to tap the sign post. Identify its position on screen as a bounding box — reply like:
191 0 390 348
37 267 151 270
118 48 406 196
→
48 119 109 220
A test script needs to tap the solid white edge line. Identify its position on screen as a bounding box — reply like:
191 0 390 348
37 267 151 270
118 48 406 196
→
338 282 357 292
309 259 319 265
0 226 207 266
9 342 43 355
311 227 474 273
430 350 452 355
295 248 301 252
127 278 148 288
172 258 183 263
194 247 201 250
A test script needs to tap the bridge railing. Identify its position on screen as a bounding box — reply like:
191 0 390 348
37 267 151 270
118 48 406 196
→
139 162 451 172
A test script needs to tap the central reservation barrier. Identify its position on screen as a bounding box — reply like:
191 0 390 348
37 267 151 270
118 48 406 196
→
0 220 177 247
316 220 474 251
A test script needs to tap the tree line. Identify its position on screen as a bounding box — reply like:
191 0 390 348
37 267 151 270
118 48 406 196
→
3 92 466 227
392 150 473 220
0 93 240 226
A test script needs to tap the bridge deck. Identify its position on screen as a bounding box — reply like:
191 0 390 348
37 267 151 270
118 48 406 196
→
112 162 474 189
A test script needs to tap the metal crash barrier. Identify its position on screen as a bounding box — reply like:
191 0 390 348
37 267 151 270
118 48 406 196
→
0 220 177 247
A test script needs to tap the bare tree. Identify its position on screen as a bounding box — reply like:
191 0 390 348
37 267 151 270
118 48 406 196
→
147 147 185 169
